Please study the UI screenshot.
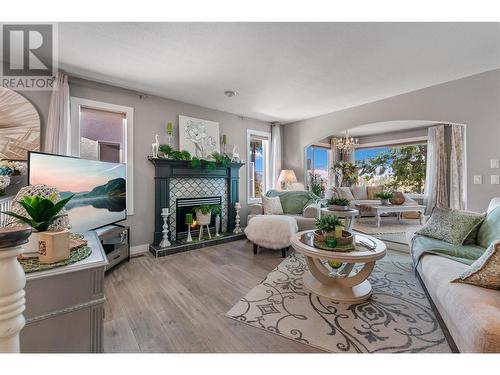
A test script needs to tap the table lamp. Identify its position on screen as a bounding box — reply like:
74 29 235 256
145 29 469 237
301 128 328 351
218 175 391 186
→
278 169 298 190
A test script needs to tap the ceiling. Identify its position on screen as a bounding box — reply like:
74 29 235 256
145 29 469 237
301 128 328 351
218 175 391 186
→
58 23 500 123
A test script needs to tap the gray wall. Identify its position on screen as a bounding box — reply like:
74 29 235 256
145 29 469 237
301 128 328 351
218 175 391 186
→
282 69 500 212
20 79 270 247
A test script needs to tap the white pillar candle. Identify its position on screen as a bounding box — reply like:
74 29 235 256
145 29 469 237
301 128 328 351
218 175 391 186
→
162 208 170 215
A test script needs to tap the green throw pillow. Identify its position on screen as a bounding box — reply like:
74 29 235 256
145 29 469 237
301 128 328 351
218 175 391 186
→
415 207 486 245
477 206 500 248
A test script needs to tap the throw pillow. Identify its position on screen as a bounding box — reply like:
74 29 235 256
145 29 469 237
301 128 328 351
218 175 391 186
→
262 196 283 215
337 187 355 200
415 207 486 245
452 241 500 290
477 206 500 248
350 186 368 200
367 186 384 200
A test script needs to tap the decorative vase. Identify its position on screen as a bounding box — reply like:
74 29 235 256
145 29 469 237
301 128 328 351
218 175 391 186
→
380 199 390 206
329 205 350 211
215 214 221 237
38 229 70 264
390 192 405 205
195 211 211 226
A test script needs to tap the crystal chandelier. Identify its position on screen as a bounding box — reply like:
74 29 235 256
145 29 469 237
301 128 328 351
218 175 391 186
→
334 131 358 154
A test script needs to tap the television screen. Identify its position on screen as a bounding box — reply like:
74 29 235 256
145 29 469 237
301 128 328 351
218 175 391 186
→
28 152 126 233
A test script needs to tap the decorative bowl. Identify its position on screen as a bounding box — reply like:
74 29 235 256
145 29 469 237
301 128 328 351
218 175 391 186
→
328 205 351 211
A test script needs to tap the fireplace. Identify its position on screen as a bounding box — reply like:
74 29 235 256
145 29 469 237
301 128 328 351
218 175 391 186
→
175 196 222 240
148 157 244 256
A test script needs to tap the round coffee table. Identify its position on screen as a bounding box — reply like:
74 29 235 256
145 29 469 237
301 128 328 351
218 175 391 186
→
290 230 386 303
320 207 359 230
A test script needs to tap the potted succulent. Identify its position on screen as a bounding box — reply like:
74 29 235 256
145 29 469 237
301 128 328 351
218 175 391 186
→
327 197 351 211
315 215 343 242
375 191 395 206
1 193 73 262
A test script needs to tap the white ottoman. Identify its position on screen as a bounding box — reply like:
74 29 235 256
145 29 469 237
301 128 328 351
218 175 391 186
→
244 215 298 257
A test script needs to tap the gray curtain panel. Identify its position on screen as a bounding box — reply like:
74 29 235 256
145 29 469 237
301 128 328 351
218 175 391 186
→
449 124 466 210
425 125 448 214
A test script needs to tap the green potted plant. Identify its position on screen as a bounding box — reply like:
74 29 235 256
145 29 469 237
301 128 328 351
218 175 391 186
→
1 193 73 262
315 215 343 240
327 197 351 211
193 204 220 226
375 191 395 206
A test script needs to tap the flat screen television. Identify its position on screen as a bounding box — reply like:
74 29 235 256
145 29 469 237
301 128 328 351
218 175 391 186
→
28 152 126 233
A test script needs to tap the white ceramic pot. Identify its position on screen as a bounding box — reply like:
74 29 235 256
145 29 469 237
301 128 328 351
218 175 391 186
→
380 199 390 206
195 211 211 225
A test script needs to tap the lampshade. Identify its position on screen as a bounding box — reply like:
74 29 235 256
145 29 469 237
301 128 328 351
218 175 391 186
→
278 170 298 184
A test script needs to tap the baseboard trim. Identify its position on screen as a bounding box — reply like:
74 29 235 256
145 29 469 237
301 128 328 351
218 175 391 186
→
130 244 149 256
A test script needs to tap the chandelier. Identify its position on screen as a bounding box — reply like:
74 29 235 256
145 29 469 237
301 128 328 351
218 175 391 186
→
334 131 358 153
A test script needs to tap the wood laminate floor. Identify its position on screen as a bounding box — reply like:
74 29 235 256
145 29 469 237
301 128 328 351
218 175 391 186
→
103 239 409 353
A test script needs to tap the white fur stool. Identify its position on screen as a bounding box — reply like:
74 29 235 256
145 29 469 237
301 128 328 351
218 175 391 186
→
244 215 298 257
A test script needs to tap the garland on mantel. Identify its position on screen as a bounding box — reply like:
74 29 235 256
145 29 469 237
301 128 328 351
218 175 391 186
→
158 144 232 170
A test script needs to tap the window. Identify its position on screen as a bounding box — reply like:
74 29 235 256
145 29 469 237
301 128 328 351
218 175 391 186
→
247 129 270 202
70 97 134 214
355 143 427 194
305 145 330 195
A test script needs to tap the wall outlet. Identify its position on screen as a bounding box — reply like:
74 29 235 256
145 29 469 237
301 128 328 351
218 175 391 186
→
491 175 500 185
491 159 500 169
473 175 483 184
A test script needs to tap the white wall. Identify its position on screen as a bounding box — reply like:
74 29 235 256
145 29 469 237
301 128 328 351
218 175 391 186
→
282 69 500 212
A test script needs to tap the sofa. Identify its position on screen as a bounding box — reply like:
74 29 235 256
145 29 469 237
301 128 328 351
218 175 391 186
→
248 190 320 231
325 185 419 216
410 197 500 353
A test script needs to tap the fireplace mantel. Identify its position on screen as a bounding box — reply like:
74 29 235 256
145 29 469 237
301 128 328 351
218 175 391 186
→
148 157 244 249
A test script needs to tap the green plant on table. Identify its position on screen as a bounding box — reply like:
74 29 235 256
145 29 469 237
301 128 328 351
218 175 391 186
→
327 197 350 206
315 215 343 234
1 194 73 232
375 191 395 200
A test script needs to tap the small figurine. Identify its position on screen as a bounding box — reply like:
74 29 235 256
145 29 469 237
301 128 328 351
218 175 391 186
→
152 133 160 158
231 145 240 163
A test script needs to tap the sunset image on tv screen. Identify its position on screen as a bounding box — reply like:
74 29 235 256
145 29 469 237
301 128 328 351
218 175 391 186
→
29 152 126 232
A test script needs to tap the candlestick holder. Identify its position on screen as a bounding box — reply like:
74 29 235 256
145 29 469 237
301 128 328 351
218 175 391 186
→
159 210 171 248
233 203 242 234
186 224 193 242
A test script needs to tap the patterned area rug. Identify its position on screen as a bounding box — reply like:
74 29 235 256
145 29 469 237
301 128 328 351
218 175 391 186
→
226 253 451 353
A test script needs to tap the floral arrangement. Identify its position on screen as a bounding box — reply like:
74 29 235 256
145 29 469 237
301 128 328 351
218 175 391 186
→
0 160 27 196
375 191 395 200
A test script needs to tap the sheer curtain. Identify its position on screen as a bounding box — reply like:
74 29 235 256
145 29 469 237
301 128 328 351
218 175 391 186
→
424 125 448 214
449 124 466 210
270 123 282 189
43 72 71 155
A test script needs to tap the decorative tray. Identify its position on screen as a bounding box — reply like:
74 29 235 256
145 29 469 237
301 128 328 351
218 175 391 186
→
18 233 92 273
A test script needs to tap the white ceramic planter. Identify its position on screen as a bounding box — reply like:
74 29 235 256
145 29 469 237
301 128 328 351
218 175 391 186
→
195 211 211 225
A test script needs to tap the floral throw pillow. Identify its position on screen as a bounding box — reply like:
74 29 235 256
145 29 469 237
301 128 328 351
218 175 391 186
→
261 196 283 215
452 241 500 290
415 207 486 245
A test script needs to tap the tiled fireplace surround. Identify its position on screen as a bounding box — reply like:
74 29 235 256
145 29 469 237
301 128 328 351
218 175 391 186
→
148 157 244 257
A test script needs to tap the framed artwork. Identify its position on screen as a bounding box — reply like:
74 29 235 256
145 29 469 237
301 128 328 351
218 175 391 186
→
179 115 220 158
0 87 41 160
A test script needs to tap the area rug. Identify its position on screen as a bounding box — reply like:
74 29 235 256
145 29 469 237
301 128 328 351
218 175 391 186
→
353 217 422 235
226 253 451 353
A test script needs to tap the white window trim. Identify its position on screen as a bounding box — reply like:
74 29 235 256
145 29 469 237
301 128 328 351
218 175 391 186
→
70 97 135 215
356 136 428 150
247 129 271 204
